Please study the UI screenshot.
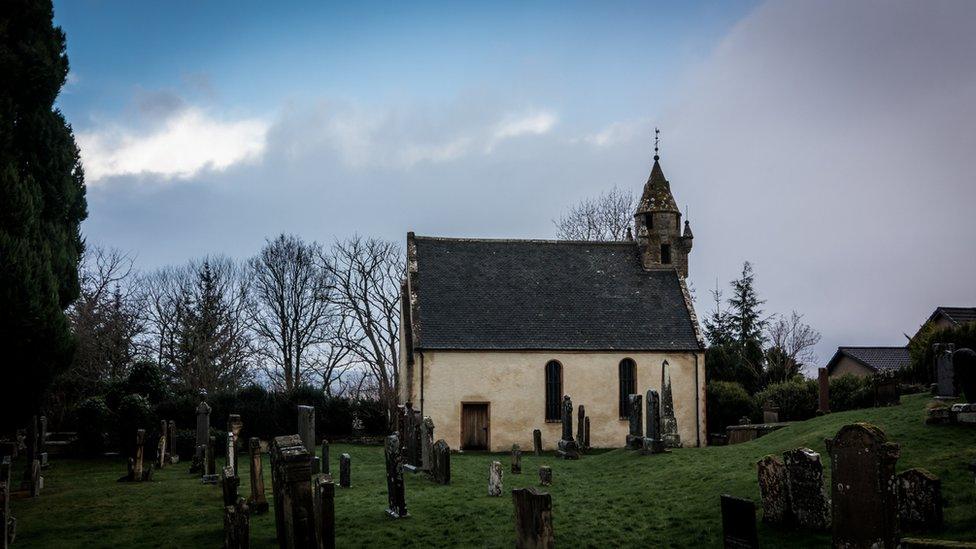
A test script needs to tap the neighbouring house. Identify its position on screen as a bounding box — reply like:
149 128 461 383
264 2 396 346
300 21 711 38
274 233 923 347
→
398 152 706 451
825 346 909 378
921 306 976 331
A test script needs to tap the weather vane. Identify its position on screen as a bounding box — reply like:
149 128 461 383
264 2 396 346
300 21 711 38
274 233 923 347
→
654 127 660 160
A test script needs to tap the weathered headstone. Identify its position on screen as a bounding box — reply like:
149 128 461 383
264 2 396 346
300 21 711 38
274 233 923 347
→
296 405 317 474
720 494 759 549
783 447 830 530
247 437 269 514
202 435 219 484
539 466 552 487
898 468 942 531
512 487 554 549
192 390 211 473
934 343 957 398
953 347 976 403
583 417 590 450
420 416 434 471
221 465 240 507
555 395 579 459
384 434 408 518
313 475 335 549
157 419 168 469
576 405 585 451
321 439 330 475
642 389 665 455
757 454 790 524
395 405 408 451
625 393 643 450
661 361 681 448
511 444 522 474
825 423 900 547
133 428 146 481
818 367 830 414
431 439 451 485
269 435 315 548
488 460 503 496
762 402 780 424
228 414 243 477
532 429 542 456
224 496 250 549
339 453 351 488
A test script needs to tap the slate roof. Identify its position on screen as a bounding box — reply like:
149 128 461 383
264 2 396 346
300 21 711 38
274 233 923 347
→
928 307 976 326
409 236 702 351
825 346 909 375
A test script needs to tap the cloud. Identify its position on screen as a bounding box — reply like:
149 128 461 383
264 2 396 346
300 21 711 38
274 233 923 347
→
78 107 269 184
580 120 644 148
487 111 557 152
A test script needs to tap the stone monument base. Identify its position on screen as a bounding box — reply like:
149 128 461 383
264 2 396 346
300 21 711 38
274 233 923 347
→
625 435 643 450
556 439 579 460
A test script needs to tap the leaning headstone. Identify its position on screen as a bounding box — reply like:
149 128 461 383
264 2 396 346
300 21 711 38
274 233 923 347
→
511 444 522 474
532 429 542 456
223 496 250 549
898 468 942 531
783 447 830 530
488 460 503 496
384 434 408 518
934 343 957 398
641 390 665 455
661 361 681 448
227 414 244 477
157 420 168 469
431 439 451 485
954 347 976 403
202 435 219 484
247 437 269 514
221 465 240 507
576 405 585 451
339 453 351 488
826 423 900 548
757 454 790 524
192 390 211 473
817 367 830 414
539 466 552 487
313 475 335 549
420 417 434 471
269 435 315 548
625 393 643 450
555 395 579 459
583 417 590 450
321 439 330 475
296 405 317 474
512 487 554 549
720 494 759 549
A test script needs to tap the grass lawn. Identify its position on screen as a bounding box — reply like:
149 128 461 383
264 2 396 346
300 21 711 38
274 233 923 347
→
8 393 976 548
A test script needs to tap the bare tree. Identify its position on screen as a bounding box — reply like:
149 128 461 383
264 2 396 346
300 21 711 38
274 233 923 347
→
765 311 822 381
554 185 635 241
137 265 188 368
326 236 403 422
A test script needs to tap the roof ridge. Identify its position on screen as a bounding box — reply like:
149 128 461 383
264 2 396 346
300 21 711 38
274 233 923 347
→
413 235 636 246
839 345 907 349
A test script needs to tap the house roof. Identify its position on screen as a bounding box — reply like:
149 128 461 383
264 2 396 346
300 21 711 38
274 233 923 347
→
825 346 909 375
927 307 976 327
407 236 702 351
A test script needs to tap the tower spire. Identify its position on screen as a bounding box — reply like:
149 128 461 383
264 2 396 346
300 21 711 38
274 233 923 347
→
653 127 660 161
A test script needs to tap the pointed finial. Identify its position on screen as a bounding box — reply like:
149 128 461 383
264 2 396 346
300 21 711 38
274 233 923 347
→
653 127 660 161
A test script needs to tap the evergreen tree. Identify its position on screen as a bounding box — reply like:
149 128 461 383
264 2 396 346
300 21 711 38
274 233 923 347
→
0 0 88 428
704 262 767 392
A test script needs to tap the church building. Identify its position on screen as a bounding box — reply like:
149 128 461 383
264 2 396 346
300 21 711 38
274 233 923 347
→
398 151 706 451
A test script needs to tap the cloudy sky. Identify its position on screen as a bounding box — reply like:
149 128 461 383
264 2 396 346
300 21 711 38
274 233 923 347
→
55 0 976 367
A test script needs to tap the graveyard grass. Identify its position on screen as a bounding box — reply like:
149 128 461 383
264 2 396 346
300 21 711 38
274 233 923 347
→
9 393 976 548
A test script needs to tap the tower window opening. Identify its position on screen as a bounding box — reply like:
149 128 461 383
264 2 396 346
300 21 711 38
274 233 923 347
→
661 244 672 264
646 214 654 230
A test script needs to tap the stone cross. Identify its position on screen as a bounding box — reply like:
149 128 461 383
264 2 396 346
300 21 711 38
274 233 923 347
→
625 394 643 450
538 466 552 487
576 405 585 450
532 430 542 456
227 414 243 477
660 361 681 448
934 343 957 398
431 439 451 485
783 447 830 531
488 460 503 496
826 423 900 547
757 454 789 524
313 474 335 549
512 488 554 549
642 390 665 455
817 367 830 414
321 439 330 475
511 444 522 474
556 395 579 459
221 465 240 507
384 434 408 518
247 437 269 514
157 419 168 469
269 434 315 548
223 496 250 549
720 494 758 549
339 453 351 488
420 416 434 471
897 468 942 531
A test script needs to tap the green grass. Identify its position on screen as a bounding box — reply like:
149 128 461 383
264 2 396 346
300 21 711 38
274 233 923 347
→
9 393 976 548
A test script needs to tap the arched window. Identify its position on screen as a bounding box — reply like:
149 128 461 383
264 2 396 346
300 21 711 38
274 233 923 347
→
545 360 562 421
619 358 636 418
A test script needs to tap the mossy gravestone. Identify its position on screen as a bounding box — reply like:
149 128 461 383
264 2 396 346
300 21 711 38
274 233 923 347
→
783 448 829 530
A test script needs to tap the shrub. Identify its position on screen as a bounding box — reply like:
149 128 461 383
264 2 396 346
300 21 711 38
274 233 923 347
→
829 374 874 412
115 393 156 456
706 381 758 433
73 397 111 456
756 378 817 421
124 360 168 403
907 321 976 383
353 398 388 435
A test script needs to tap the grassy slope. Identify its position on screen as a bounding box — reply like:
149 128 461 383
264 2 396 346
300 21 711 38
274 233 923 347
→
9 393 976 548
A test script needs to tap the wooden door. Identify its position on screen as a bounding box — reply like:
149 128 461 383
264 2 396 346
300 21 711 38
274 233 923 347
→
461 403 489 450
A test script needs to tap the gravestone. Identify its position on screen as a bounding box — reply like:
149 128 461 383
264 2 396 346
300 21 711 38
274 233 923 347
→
133 429 146 481
339 453 351 488
625 393 643 450
953 347 976 403
661 361 681 448
555 395 579 459
296 405 317 474
223 497 250 549
584 417 590 450
321 439 330 475
247 437 269 514
533 429 542 456
167 420 177 463
192 390 211 473
27 460 41 497
488 461 503 496
783 447 830 530
720 494 759 549
934 343 957 398
431 439 451 485
221 465 240 507
202 435 219 484
395 405 408 452
313 474 335 549
539 466 552 487
269 434 315 548
512 488 554 549
757 454 790 524
384 434 409 518
158 419 168 469
826 423 900 548
576 405 585 451
642 389 665 455
227 414 243 477
420 417 434 471
762 402 780 424
818 367 830 414
898 468 942 531
38 416 48 469
511 444 522 474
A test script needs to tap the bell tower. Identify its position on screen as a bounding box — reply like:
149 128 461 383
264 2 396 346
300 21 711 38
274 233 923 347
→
633 130 693 277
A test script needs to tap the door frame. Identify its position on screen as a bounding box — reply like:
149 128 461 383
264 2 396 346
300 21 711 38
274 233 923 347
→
460 401 491 451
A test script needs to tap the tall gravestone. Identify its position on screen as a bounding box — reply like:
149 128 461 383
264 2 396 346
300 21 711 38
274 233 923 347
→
642 390 665 455
488 461 503 496
720 494 758 549
783 447 830 530
202 435 218 484
934 343 957 398
321 439 330 475
296 405 318 474
247 437 269 514
133 429 146 481
826 423 900 548
221 465 240 507
227 414 243 477
757 454 790 524
953 347 976 403
576 405 585 451
532 429 542 456
511 444 522 474
192 390 211 474
817 367 830 414
420 417 434 471
583 417 590 450
555 396 579 459
625 394 643 450
384 434 409 518
660 361 681 448
339 454 351 488
223 496 250 549
269 435 316 548
313 475 336 549
512 488 554 549
897 468 942 531
431 439 451 485
158 419 168 469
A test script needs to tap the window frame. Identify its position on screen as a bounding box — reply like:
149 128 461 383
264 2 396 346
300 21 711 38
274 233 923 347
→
544 360 563 422
618 358 637 419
